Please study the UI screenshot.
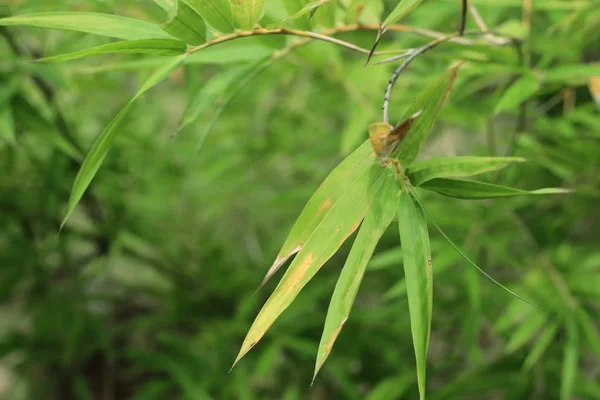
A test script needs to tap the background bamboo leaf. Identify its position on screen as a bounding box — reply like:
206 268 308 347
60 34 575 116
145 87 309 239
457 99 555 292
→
523 320 560 370
187 0 235 33
314 175 397 380
229 0 267 30
407 156 526 187
234 165 390 365
161 0 207 45
0 12 173 40
36 39 187 63
494 74 540 115
382 0 423 30
420 178 571 200
61 55 186 227
561 316 579 400
397 186 432 400
282 0 330 25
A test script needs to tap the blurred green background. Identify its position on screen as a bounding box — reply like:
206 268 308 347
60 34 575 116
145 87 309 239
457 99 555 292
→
1 0 599 399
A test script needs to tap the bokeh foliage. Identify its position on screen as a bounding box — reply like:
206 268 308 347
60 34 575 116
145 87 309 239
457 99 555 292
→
0 0 599 399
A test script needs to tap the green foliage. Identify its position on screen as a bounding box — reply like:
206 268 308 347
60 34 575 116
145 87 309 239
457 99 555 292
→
0 0 599 399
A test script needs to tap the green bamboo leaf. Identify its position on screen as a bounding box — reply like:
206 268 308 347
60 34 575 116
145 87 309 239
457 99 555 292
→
259 140 376 286
397 186 432 400
382 0 422 30
505 311 547 354
420 178 572 200
523 319 560 370
0 12 173 40
233 165 390 367
494 75 540 115
0 107 15 145
35 39 186 64
161 0 207 45
394 65 461 166
575 308 600 361
314 176 397 380
229 0 267 29
407 156 527 187
61 55 186 228
153 0 175 11
283 0 330 24
187 0 235 33
561 316 579 400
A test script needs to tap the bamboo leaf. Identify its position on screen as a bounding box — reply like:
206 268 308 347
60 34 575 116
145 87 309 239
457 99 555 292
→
187 0 235 33
575 308 600 361
561 316 579 400
407 156 527 187
397 186 432 400
382 0 423 30
0 107 15 145
420 178 572 200
494 74 540 115
283 0 330 24
259 140 376 286
394 65 461 166
36 39 186 64
233 165 390 366
161 0 207 45
0 12 173 40
61 55 186 228
523 319 560 370
229 0 267 30
505 311 547 354
314 175 397 380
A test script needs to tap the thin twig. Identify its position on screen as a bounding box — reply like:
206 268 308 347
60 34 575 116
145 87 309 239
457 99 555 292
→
468 4 511 45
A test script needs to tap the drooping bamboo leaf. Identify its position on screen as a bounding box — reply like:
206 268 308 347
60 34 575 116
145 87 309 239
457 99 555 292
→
420 178 572 200
523 320 560 370
505 311 547 353
494 74 540 115
259 140 376 286
187 0 235 33
394 65 461 166
61 54 187 228
411 190 537 307
561 316 579 400
407 156 527 187
282 0 330 24
314 175 397 380
234 165 389 366
575 308 600 361
382 0 423 31
229 0 267 30
36 39 187 64
0 12 173 40
195 56 274 150
397 185 433 400
161 0 207 45
0 107 15 145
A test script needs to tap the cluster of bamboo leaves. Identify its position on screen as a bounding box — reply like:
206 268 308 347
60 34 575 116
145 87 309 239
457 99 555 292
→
1 0 600 399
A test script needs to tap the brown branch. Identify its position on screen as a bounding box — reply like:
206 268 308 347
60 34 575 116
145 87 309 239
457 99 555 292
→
459 0 468 36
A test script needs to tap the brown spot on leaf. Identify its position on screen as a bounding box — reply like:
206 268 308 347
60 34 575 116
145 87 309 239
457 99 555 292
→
317 197 333 216
282 253 314 292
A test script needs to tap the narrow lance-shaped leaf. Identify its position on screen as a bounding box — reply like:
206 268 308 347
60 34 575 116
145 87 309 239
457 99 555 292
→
420 178 572 200
314 174 397 381
229 0 266 30
233 166 389 367
523 319 560 370
505 311 547 354
494 74 540 115
35 39 187 64
394 65 461 166
397 184 432 400
382 0 423 30
282 0 330 24
61 54 187 228
575 308 600 361
406 156 527 187
161 0 207 45
260 140 376 286
0 12 173 40
561 316 579 400
187 0 235 33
